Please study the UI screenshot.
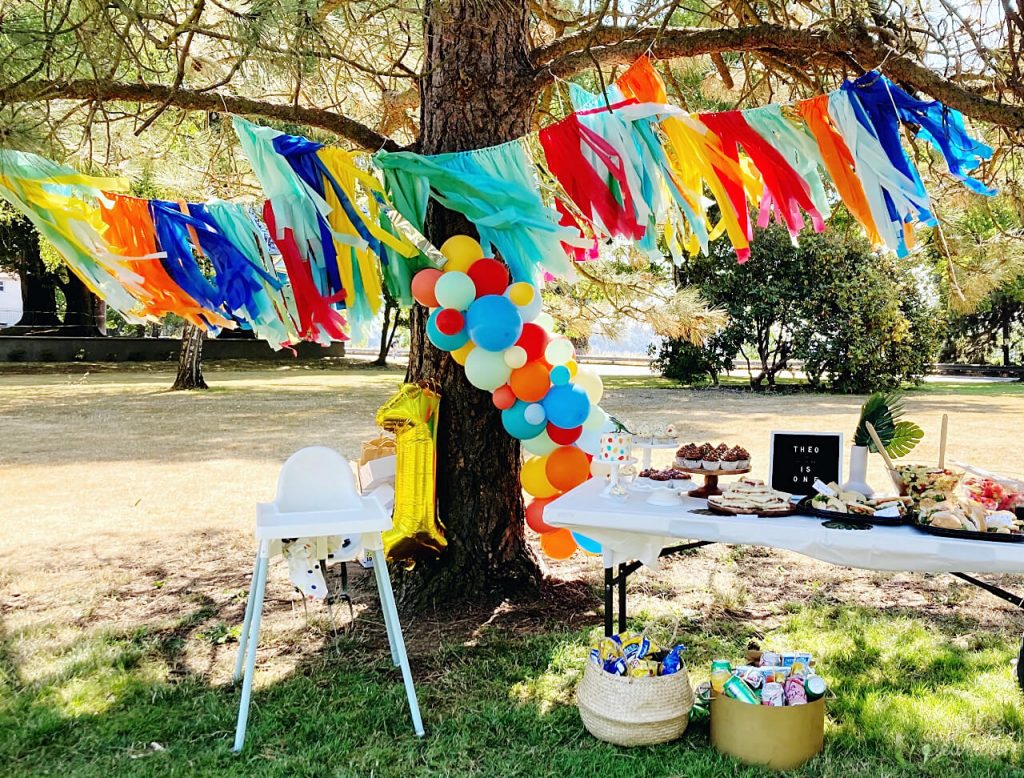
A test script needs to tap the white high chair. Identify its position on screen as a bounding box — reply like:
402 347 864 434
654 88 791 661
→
232 446 425 752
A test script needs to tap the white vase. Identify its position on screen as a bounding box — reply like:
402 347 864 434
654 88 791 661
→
842 444 874 497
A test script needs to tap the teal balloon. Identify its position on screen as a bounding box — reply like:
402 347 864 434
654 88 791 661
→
427 308 469 352
465 347 511 391
502 400 547 440
542 383 590 429
549 365 571 386
572 532 602 554
466 294 523 352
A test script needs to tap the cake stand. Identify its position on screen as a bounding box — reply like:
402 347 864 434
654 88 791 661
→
632 439 680 471
672 466 751 498
598 457 638 499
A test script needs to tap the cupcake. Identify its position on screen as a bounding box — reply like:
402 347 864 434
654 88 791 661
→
733 446 750 469
650 470 671 482
669 469 692 481
716 442 730 454
720 448 741 471
677 443 702 469
702 448 721 471
700 442 715 458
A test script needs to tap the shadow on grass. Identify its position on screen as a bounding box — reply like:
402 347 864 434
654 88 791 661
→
2 576 1022 778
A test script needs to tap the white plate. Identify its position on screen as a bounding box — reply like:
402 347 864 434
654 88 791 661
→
646 488 681 506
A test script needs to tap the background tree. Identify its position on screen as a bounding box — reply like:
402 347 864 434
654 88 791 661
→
1 0 1022 605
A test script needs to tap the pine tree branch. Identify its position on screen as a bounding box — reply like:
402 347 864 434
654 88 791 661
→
0 80 402 151
532 23 1024 129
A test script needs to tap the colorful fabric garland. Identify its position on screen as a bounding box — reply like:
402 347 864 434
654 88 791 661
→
0 57 994 347
375 141 586 283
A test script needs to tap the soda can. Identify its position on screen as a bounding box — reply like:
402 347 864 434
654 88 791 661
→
805 674 827 701
739 666 764 690
790 661 807 678
761 651 780 668
781 652 797 668
784 675 808 705
795 651 813 667
761 681 785 707
695 681 713 703
724 675 760 705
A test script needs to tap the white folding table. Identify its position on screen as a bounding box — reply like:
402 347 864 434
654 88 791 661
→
545 477 1024 691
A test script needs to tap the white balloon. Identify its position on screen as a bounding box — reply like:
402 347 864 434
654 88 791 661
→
577 428 602 455
533 312 555 331
522 429 558 456
524 402 546 425
518 293 542 322
574 367 604 405
582 405 609 432
503 345 528 369
544 337 575 366
464 347 511 391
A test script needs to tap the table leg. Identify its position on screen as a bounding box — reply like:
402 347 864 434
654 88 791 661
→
1018 634 1023 694
604 566 614 637
617 563 627 634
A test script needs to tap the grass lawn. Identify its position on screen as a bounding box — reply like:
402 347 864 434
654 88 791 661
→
1 362 1022 776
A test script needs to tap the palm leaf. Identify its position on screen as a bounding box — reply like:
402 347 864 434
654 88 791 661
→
885 421 924 457
853 390 922 458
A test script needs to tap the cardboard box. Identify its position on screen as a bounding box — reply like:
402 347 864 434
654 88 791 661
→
710 695 824 770
359 454 396 491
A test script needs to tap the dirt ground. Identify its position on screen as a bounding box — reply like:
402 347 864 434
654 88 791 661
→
2 363 1022 688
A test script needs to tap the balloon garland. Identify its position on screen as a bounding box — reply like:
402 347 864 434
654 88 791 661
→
410 235 609 559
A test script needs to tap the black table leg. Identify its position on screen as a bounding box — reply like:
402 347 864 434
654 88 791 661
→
1018 634 1023 694
604 566 614 637
617 563 627 634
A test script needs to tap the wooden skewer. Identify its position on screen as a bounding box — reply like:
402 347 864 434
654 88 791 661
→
865 421 899 477
938 414 948 469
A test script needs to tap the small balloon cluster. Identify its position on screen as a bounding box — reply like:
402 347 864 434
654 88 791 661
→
410 235 610 559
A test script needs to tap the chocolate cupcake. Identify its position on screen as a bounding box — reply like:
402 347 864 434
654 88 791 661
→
678 443 702 469
733 446 750 469
720 447 741 471
702 448 721 471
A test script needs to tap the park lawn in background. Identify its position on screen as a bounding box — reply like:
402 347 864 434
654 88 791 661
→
1 364 1022 776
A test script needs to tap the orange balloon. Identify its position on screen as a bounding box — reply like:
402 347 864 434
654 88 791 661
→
510 361 552 403
545 445 591 492
540 528 577 559
525 497 556 533
521 455 558 498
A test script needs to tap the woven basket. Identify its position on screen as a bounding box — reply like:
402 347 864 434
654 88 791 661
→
577 662 694 746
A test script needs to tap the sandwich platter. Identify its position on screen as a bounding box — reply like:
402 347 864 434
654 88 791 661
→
706 477 796 517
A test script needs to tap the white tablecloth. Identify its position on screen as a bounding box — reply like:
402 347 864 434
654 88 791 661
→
544 478 1024 574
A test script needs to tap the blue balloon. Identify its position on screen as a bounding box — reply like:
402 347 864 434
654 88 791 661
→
550 365 571 386
426 308 469 352
541 383 591 429
466 294 523 352
572 531 602 554
501 400 547 440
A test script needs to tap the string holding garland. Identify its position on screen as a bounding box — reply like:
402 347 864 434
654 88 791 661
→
0 57 995 350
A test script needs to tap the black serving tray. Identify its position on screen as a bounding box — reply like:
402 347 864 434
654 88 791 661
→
796 496 908 527
914 522 1024 543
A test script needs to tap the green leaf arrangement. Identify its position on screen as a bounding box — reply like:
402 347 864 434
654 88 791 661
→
853 391 924 457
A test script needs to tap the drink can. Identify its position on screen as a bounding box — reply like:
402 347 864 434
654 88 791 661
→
761 681 785 707
724 675 760 705
790 661 807 678
781 652 797 668
761 651 780 668
795 652 813 667
694 681 713 703
784 675 808 705
805 674 827 700
739 666 764 690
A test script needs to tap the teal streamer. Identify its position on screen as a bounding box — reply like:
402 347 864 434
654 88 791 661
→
375 141 583 283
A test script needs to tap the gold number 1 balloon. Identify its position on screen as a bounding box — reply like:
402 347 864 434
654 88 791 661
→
375 383 446 566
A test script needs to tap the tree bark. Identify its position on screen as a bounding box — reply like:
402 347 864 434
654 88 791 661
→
172 323 208 390
60 274 102 337
394 0 543 609
0 215 60 330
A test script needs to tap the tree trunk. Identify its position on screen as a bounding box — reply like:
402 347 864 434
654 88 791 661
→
394 0 543 609
172 323 208 390
374 296 398 366
1002 299 1011 367
60 274 102 336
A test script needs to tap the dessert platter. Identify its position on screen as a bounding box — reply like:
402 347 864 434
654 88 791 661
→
674 441 752 497
631 468 694 492
706 478 795 517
